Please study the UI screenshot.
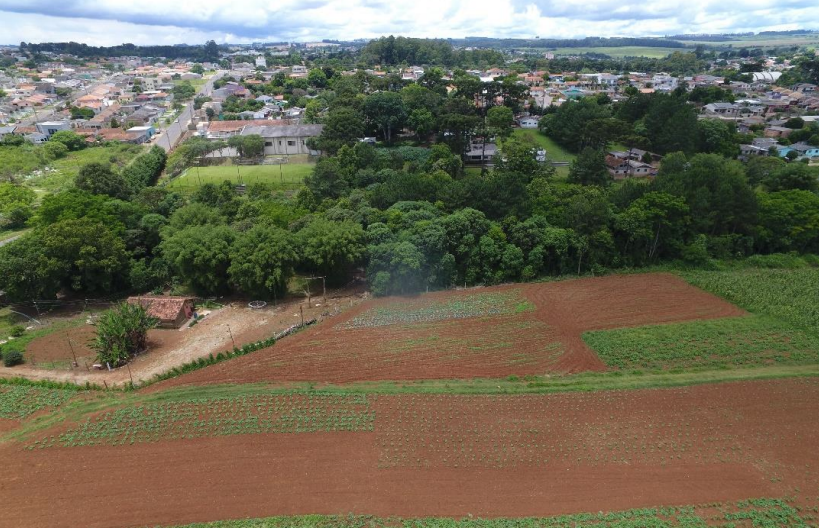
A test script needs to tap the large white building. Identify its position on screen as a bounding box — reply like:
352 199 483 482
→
241 124 323 155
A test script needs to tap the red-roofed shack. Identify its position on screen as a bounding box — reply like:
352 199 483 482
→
126 296 194 329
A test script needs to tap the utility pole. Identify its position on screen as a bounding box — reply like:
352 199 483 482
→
67 339 78 368
125 362 134 386
227 324 236 349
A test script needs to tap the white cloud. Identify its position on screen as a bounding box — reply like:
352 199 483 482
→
0 0 817 45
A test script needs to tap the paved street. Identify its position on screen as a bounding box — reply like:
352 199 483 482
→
154 70 225 152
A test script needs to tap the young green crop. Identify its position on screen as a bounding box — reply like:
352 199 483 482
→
0 385 75 419
683 268 819 331
34 392 374 449
583 315 819 370
150 498 809 527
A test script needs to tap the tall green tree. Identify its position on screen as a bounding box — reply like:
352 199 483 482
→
568 148 610 186
298 218 366 284
364 91 407 143
228 226 299 298
75 162 131 199
160 225 235 294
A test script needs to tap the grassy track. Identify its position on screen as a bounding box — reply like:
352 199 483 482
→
152 498 809 527
167 163 312 191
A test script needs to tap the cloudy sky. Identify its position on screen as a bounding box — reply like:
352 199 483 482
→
0 0 816 45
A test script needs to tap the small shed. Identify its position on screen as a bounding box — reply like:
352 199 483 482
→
127 296 195 329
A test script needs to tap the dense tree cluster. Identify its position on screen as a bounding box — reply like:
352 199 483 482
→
361 36 504 67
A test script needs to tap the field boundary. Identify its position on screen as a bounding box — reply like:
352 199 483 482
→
144 363 819 398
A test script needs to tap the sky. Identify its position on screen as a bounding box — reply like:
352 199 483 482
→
0 0 816 46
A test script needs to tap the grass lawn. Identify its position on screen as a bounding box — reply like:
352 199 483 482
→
167 162 313 191
24 143 144 193
512 129 576 163
0 306 30 341
0 315 87 357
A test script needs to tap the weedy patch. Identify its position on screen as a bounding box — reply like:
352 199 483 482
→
340 290 532 329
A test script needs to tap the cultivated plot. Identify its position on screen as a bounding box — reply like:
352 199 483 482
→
161 273 747 386
4 378 819 527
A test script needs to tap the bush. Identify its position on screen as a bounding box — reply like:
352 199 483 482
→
9 325 25 338
3 350 23 367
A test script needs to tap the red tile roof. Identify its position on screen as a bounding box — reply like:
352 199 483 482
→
127 296 193 322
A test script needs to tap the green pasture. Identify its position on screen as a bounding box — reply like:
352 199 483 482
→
167 162 313 191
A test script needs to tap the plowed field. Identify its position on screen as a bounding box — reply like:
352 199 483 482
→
3 378 819 528
160 273 744 387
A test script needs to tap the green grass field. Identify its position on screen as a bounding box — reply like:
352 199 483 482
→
167 162 313 191
512 129 576 163
25 143 144 193
548 46 684 58
673 34 819 48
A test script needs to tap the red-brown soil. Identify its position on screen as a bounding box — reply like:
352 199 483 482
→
160 273 745 387
1 378 817 528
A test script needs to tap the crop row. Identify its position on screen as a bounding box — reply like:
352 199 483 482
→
583 314 819 370
0 385 75 419
30 393 374 449
340 290 532 329
154 498 813 527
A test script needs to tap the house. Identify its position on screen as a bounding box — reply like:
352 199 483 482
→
126 125 155 143
739 144 770 159
704 102 739 116
126 296 194 329
25 132 49 144
35 120 70 137
464 140 498 163
242 124 324 155
764 126 793 138
780 142 819 159
605 150 657 179
519 117 540 129
0 125 16 141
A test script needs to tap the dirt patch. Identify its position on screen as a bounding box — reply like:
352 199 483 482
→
0 417 20 434
161 273 745 387
0 288 366 388
2 378 817 527
24 324 96 367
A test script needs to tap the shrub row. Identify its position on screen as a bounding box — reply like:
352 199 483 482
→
143 335 278 388
0 376 100 391
122 145 167 190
